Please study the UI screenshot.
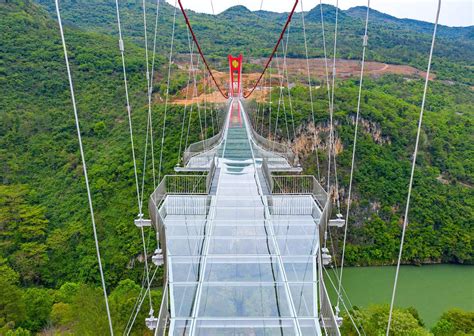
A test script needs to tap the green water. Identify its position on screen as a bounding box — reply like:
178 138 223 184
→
326 264 474 327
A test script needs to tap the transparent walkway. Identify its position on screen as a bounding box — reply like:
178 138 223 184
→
154 100 327 335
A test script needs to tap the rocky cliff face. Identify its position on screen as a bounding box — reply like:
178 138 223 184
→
289 116 389 159
286 117 391 215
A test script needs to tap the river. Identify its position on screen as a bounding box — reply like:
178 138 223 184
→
325 264 474 328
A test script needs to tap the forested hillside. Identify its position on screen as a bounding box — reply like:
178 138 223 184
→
1 1 215 334
35 0 474 84
252 77 473 266
0 0 473 334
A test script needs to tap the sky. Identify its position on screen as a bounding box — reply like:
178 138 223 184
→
166 0 473 27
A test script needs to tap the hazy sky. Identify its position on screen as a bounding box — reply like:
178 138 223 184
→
166 0 473 27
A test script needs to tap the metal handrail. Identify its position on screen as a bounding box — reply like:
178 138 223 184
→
248 119 297 166
182 105 227 165
182 131 223 165
271 175 327 208
148 174 210 233
206 156 216 193
244 100 298 166
320 279 342 336
261 165 331 246
154 280 169 336
261 158 274 191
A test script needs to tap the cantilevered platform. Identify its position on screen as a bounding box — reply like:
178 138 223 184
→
149 99 340 336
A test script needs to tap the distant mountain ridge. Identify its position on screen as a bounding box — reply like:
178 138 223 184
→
34 0 474 85
346 6 473 38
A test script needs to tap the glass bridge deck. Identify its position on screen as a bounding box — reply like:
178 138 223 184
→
157 100 323 335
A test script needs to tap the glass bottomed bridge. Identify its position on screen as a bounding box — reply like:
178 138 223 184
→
148 99 341 335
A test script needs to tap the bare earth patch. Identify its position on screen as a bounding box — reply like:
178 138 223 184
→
171 57 433 105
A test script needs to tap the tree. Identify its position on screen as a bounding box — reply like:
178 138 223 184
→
0 185 49 284
69 284 111 335
5 328 31 336
20 288 53 332
341 304 430 336
432 308 474 336
0 260 26 334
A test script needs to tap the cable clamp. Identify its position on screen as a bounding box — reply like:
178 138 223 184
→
134 213 151 227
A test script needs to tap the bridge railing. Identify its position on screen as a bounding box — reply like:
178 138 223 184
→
261 159 331 246
182 131 222 165
261 158 274 191
155 280 169 336
320 279 341 336
182 106 227 166
271 175 327 207
244 100 298 166
249 121 297 166
148 171 215 271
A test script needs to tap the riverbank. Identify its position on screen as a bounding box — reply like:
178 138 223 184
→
325 264 474 327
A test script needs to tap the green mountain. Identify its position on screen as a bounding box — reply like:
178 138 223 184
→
0 0 473 334
34 0 474 84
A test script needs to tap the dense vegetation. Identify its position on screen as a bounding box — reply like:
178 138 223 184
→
251 77 473 266
1 1 217 334
341 305 474 335
1 0 472 334
35 0 474 84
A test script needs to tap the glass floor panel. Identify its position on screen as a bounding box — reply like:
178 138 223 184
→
171 319 298 336
194 319 297 336
167 237 205 256
211 225 269 236
198 284 292 318
208 237 277 255
203 256 284 282
172 284 198 317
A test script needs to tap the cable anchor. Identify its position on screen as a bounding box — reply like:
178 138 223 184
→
145 309 158 330
134 213 152 228
329 213 345 228
321 247 332 266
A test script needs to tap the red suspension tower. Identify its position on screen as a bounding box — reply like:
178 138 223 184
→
228 54 243 98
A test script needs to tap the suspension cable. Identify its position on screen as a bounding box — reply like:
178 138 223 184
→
282 23 296 139
319 0 338 250
267 60 273 140
320 0 333 193
300 0 321 181
125 266 159 336
55 1 114 334
138 0 162 313
323 267 363 335
148 0 162 190
123 263 147 334
177 29 196 165
275 49 290 143
244 0 299 98
177 0 228 98
328 0 340 212
386 1 441 334
157 1 178 182
114 0 141 226
337 1 370 311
